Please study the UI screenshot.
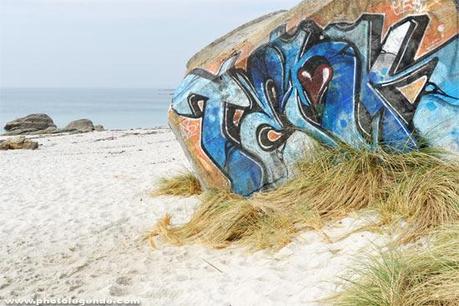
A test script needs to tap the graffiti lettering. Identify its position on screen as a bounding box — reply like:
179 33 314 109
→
170 14 459 196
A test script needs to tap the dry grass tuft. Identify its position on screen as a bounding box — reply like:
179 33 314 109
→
149 146 459 250
153 172 202 197
335 224 459 306
380 159 459 242
149 189 321 250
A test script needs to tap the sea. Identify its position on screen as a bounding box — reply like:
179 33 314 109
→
0 88 175 130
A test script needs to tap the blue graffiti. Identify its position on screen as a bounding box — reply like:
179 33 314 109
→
172 69 265 195
171 14 459 195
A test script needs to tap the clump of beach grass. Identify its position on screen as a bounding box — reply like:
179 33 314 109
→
150 189 321 249
379 155 459 242
149 145 458 250
153 171 202 197
334 224 459 306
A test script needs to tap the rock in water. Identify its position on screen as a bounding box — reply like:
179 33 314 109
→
0 136 39 150
169 0 459 196
4 114 57 135
64 119 95 133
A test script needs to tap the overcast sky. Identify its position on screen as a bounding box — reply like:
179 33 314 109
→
0 0 299 88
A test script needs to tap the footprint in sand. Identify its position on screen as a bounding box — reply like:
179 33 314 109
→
115 276 132 286
109 285 128 297
109 276 133 297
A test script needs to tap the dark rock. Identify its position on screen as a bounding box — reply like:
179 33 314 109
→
0 136 39 150
64 119 95 133
3 114 57 135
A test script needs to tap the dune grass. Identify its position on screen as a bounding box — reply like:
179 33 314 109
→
335 224 459 306
149 145 459 250
151 189 321 249
153 171 202 197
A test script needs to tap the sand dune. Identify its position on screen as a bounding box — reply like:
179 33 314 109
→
0 129 390 305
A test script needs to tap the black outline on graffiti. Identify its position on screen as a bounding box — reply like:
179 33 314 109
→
173 13 458 194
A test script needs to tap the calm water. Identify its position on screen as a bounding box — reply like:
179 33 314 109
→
0 88 174 130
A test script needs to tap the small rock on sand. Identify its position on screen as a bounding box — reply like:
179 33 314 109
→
94 125 105 132
0 136 39 150
64 119 95 133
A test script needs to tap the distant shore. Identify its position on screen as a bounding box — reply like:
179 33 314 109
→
0 87 173 130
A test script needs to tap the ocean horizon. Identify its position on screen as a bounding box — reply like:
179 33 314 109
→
0 87 174 130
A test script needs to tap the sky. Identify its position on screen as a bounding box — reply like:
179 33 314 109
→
0 0 300 88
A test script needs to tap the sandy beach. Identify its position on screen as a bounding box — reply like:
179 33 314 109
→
0 129 391 305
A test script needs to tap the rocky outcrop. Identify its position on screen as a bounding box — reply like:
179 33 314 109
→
0 136 39 150
3 114 105 135
63 119 95 133
3 114 57 136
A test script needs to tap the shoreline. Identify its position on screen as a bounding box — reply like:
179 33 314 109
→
1 126 170 136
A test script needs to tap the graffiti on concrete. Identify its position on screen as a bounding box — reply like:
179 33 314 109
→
170 13 459 196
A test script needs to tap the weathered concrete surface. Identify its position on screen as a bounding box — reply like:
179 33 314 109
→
171 0 459 196
186 10 288 73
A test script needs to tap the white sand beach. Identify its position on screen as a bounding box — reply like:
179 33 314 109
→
0 129 391 305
